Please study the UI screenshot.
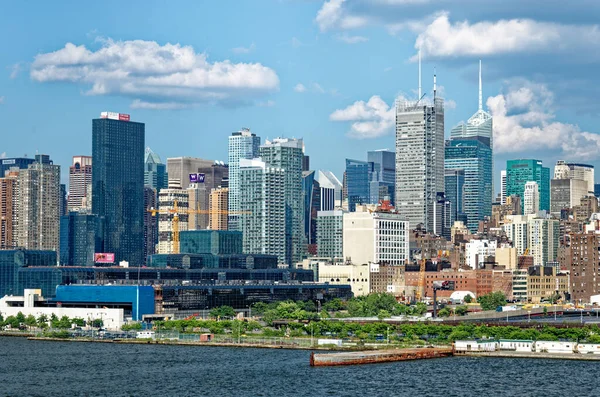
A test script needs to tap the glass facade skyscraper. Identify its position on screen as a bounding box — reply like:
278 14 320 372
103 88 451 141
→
228 128 260 231
92 113 145 266
367 150 395 205
144 147 168 191
303 170 320 250
60 212 103 266
506 159 550 213
345 158 370 212
445 138 492 233
444 168 465 236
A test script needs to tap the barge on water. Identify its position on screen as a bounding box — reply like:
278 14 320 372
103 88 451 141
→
310 347 453 367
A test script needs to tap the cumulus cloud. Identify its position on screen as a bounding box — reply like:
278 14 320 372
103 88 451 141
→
415 13 600 59
232 43 256 54
30 39 279 108
294 82 329 94
336 34 369 44
9 63 24 79
330 95 397 139
294 83 307 93
130 100 191 110
316 0 367 31
490 80 600 159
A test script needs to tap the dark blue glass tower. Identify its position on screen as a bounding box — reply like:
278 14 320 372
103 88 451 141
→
92 114 145 266
60 212 103 266
367 150 395 205
345 159 370 212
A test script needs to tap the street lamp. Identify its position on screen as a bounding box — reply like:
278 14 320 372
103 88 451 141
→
528 311 531 323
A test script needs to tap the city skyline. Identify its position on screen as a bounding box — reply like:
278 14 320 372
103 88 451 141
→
1 1 599 191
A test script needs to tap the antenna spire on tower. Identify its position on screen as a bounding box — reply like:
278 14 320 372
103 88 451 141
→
433 67 437 100
478 59 482 111
418 48 422 99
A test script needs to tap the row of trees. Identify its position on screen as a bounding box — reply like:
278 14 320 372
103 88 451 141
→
0 312 102 330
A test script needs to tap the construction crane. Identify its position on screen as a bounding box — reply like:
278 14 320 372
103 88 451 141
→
147 200 250 254
416 258 427 302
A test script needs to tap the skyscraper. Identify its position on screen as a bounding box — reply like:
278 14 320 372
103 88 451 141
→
157 189 189 254
554 161 594 194
395 80 445 234
316 210 344 259
500 170 507 205
367 149 395 205
209 187 229 230
143 187 158 261
67 156 92 213
92 112 145 266
144 148 168 191
444 168 465 237
0 158 35 177
345 158 369 212
260 138 305 265
187 162 229 230
506 159 550 213
17 154 61 254
59 212 102 266
445 138 492 233
0 170 18 249
239 159 285 263
523 181 539 215
303 170 321 253
228 128 260 231
315 170 342 211
166 157 214 190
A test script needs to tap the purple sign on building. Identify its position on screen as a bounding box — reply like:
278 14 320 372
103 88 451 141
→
189 173 198 183
198 173 205 183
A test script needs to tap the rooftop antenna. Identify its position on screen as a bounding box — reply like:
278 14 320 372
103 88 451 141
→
418 47 422 99
478 59 483 111
433 67 437 101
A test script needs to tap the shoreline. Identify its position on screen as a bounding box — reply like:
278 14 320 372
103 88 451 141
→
457 351 600 361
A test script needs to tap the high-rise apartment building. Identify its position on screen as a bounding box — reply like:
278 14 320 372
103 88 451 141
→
395 94 444 234
259 138 305 265
0 171 18 249
209 187 228 230
345 159 369 212
143 187 158 260
528 218 559 267
239 159 285 264
566 233 600 302
187 163 229 230
144 148 168 191
16 154 61 254
554 161 594 194
523 181 540 215
228 128 260 231
67 156 92 213
501 170 507 205
157 189 189 254
445 138 492 232
92 112 145 266
0 158 35 177
315 170 342 211
367 150 395 205
316 210 343 259
506 159 550 213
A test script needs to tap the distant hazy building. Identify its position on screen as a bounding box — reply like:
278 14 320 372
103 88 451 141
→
92 112 145 266
67 156 92 213
506 159 550 213
343 206 410 266
523 181 540 215
157 189 189 254
395 94 445 234
239 159 285 264
228 128 260 231
144 148 168 191
209 187 229 231
260 138 305 265
368 150 395 205
315 170 342 210
17 155 61 255
316 210 343 259
554 161 594 194
501 170 507 205
345 159 369 212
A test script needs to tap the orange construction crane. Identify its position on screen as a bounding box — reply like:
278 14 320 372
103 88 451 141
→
147 200 250 254
416 258 427 302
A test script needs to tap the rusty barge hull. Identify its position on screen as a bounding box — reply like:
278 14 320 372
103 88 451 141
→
310 348 453 367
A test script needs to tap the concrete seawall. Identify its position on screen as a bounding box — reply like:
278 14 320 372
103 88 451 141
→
310 348 453 367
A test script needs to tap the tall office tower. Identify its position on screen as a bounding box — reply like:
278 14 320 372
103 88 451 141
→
345 159 370 212
528 218 559 266
303 170 321 254
554 161 595 194
239 159 285 264
60 184 67 216
445 138 492 233
59 212 102 266
67 156 92 213
302 155 310 172
342 171 348 203
595 183 600 199
228 128 260 231
166 157 214 190
395 76 445 234
16 154 61 253
523 181 540 215
209 187 228 230
368 149 395 205
500 170 507 205
144 148 168 191
444 169 465 238
315 170 343 211
550 179 588 215
157 189 189 254
187 162 229 230
316 210 344 258
143 187 158 260
0 172 18 249
259 138 305 266
0 158 35 177
92 112 145 266
506 159 550 213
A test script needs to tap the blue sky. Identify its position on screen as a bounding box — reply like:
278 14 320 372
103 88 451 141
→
1 0 600 192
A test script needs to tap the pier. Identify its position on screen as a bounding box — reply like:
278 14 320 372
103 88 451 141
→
310 347 453 366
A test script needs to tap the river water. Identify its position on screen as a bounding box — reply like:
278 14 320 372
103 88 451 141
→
0 337 597 397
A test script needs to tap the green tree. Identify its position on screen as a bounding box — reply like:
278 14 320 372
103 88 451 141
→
210 306 236 319
37 314 48 329
477 292 507 311
5 316 19 329
323 298 345 312
463 295 473 304
437 308 451 317
454 306 469 316
24 314 37 328
15 312 26 324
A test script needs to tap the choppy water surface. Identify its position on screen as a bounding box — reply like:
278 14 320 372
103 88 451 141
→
0 337 597 397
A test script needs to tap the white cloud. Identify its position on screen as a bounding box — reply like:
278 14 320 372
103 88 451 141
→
330 95 397 139
9 63 24 79
294 83 307 93
130 100 191 110
257 100 276 107
0 96 4 104
336 34 369 44
30 39 279 108
415 13 600 59
316 0 368 31
311 83 326 94
232 43 256 54
490 80 600 159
